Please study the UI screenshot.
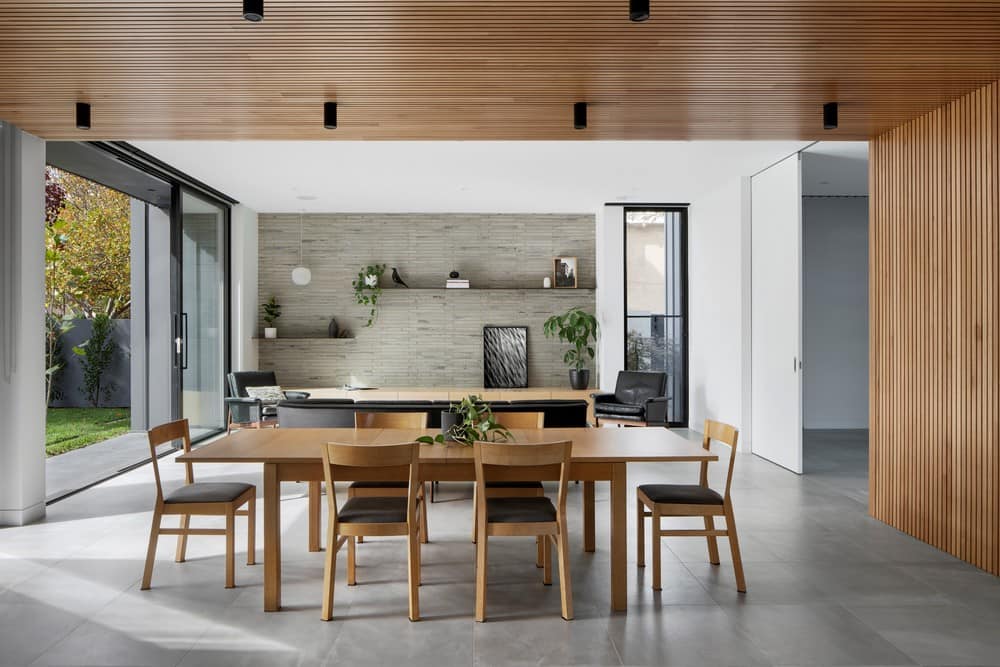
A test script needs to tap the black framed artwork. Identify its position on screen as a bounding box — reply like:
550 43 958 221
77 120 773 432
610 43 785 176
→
483 326 528 388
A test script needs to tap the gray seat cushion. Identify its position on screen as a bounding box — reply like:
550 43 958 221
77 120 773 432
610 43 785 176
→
486 496 557 523
349 480 407 489
485 481 544 490
638 484 724 505
164 482 254 504
594 403 644 417
338 497 408 524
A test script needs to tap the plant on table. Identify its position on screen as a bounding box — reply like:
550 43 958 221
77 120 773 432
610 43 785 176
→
543 306 598 389
262 296 281 337
352 263 386 327
417 395 513 446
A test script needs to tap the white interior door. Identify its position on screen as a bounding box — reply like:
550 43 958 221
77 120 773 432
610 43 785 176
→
750 153 803 473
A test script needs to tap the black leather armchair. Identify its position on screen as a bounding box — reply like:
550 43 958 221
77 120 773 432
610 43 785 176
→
591 371 670 426
225 371 311 431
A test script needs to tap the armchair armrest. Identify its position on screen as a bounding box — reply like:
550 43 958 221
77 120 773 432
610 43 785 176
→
283 390 311 400
644 396 672 426
590 392 616 403
225 396 263 423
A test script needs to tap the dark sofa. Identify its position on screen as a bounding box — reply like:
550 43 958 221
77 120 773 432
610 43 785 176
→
276 398 590 429
591 371 670 426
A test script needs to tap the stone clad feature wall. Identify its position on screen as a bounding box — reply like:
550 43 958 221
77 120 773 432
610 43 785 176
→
257 213 597 387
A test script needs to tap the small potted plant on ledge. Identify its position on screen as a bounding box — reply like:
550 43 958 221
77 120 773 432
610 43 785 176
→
262 296 281 338
418 395 513 446
352 263 386 327
543 306 599 390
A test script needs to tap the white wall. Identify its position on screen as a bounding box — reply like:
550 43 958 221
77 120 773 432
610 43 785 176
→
688 179 749 440
0 125 46 525
596 206 625 391
802 196 869 428
230 204 259 372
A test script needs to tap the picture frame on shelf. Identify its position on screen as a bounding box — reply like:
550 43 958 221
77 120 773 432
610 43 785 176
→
553 256 578 288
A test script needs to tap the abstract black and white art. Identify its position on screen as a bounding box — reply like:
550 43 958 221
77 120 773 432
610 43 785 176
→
483 326 528 388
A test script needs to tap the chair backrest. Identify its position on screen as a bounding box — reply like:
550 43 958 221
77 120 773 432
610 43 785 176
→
494 411 544 429
613 371 667 405
147 419 194 500
228 370 279 397
322 442 420 526
355 411 429 429
278 400 356 427
473 440 572 517
701 419 739 498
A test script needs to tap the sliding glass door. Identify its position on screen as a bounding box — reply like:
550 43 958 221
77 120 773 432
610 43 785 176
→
176 190 229 440
624 207 688 426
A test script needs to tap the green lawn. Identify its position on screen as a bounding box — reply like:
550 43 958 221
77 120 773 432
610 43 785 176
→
46 407 131 457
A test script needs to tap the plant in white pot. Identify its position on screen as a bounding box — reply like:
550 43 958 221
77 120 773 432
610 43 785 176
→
543 306 598 389
262 296 281 338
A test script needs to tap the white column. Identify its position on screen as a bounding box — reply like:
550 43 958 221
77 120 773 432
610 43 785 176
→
230 204 259 371
595 205 625 392
0 124 46 525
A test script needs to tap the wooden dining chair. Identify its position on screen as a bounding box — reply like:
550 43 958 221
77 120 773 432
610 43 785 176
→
321 441 422 621
636 419 746 592
472 413 547 568
352 412 429 543
473 439 573 622
141 419 256 590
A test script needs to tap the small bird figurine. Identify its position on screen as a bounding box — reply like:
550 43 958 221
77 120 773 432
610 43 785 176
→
391 267 409 288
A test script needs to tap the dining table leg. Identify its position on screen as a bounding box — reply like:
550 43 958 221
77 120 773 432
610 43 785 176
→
610 462 627 612
264 463 282 612
308 481 322 552
583 481 596 552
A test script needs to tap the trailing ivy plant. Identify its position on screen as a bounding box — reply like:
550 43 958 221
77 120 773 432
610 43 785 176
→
72 313 117 407
417 395 513 447
543 306 599 370
352 263 386 327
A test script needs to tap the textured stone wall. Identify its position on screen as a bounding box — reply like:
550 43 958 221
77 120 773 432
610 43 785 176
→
258 213 597 387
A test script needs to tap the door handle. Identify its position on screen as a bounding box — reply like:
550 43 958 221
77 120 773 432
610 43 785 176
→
181 312 189 370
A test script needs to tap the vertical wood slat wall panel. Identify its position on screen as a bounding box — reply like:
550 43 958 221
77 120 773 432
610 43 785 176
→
870 80 1000 576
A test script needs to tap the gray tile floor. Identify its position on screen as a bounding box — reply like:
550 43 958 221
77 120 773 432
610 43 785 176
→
3 428 999 666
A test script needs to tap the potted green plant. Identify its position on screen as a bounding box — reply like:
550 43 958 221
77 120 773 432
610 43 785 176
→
417 395 513 446
262 296 281 338
352 263 386 327
543 306 598 389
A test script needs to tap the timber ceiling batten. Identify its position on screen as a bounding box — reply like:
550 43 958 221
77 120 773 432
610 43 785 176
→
0 2 999 140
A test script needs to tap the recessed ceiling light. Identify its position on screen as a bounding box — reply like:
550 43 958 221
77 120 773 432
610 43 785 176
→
324 102 337 129
574 102 587 130
823 102 839 130
629 0 650 22
75 102 91 130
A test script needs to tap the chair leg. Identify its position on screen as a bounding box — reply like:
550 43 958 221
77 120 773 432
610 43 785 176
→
419 483 429 544
174 514 190 563
225 509 236 588
636 498 645 568
321 523 338 620
542 534 552 585
705 515 721 565
407 529 421 621
536 536 544 568
651 508 661 591
475 525 488 622
246 492 256 566
724 502 747 593
556 522 573 620
471 486 478 543
141 506 162 590
347 536 357 586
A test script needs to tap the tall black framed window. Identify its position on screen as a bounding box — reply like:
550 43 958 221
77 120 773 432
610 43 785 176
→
624 207 688 426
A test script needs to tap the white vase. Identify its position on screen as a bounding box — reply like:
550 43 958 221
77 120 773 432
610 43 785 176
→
264 327 277 339
543 276 552 288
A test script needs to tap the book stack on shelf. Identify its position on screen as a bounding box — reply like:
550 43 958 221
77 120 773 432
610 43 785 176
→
446 278 470 289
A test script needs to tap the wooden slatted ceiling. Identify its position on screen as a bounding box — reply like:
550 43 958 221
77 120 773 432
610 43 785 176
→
0 1 998 140
870 80 999 576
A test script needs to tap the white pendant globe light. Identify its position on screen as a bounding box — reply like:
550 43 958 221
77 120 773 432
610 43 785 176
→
291 212 311 286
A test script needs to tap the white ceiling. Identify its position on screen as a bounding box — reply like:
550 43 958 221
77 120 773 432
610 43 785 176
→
135 140 812 214
801 141 869 196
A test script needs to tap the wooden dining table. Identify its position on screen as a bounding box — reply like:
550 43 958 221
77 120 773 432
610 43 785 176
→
177 427 716 612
